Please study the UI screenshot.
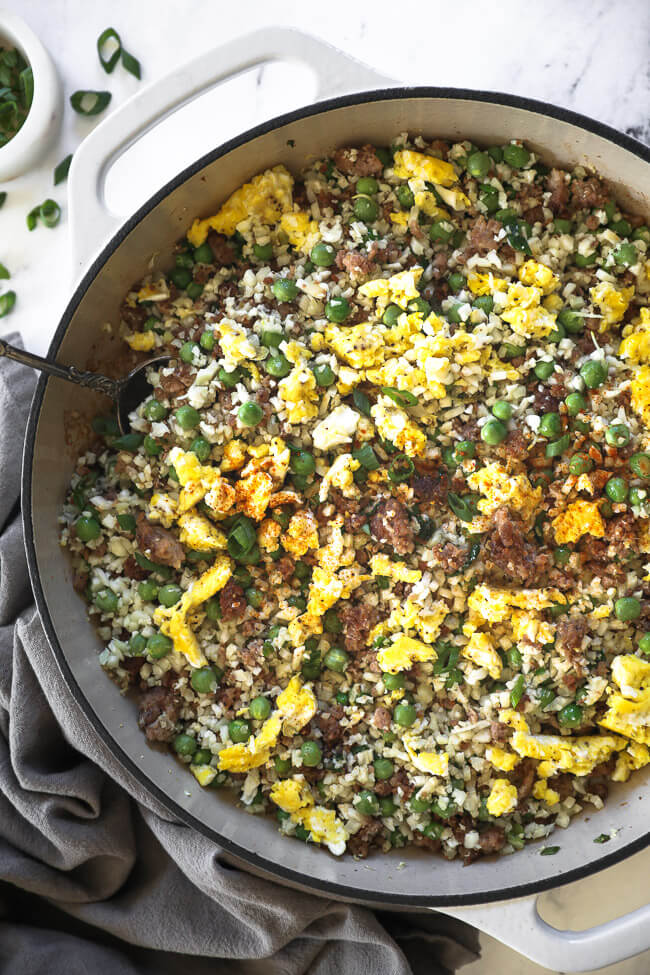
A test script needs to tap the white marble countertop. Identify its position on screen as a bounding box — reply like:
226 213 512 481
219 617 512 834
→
2 2 650 971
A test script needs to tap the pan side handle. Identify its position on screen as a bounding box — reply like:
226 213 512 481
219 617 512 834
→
67 28 393 273
438 894 650 972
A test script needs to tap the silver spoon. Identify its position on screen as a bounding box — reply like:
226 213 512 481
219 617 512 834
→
0 336 170 433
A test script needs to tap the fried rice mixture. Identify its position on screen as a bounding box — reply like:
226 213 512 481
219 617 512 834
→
60 134 650 861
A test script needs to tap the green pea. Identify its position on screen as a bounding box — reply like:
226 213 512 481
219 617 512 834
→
382 671 405 691
288 594 307 611
574 251 597 267
354 196 379 222
558 703 583 728
615 597 641 621
554 546 571 565
503 144 530 168
238 401 263 427
192 749 212 766
75 516 101 542
604 424 629 448
275 755 291 774
323 609 342 634
554 218 573 234
396 184 415 209
218 366 243 388
187 281 203 300
244 587 262 609
169 267 192 290
630 453 650 479
565 392 587 416
293 561 311 583
265 353 291 378
191 242 213 264
313 363 335 387
175 405 201 429
356 176 379 195
301 740 322 767
539 412 562 438
143 399 167 421
143 435 162 457
356 790 380 815
260 329 284 349
250 696 271 720
379 797 397 816
94 588 118 613
481 419 507 445
638 633 650 655
205 597 221 621
325 295 351 322
429 220 454 243
290 450 315 476
138 580 159 602
407 296 431 317
453 440 476 463
229 719 251 743
448 272 465 292
173 733 197 757
158 584 182 608
466 151 491 178
600 500 615 519
187 437 210 463
373 758 394 781
253 242 273 262
382 303 402 327
630 487 647 506
409 794 430 813
568 452 592 475
558 309 584 334
146 632 173 658
310 242 336 267
394 703 416 727
492 400 513 421
323 647 348 672
606 477 628 503
473 295 494 315
128 633 147 655
613 242 637 266
534 360 555 381
272 278 298 301
191 666 219 693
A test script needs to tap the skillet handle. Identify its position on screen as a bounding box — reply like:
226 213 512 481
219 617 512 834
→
68 27 393 274
438 894 650 972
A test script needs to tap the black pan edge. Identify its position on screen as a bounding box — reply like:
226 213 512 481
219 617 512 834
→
23 83 650 907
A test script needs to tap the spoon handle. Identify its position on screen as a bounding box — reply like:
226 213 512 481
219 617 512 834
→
0 336 119 399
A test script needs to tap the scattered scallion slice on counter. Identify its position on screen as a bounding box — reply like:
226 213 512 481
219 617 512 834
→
97 27 122 72
0 263 9 280
121 49 142 80
54 154 73 185
0 192 6 208
540 846 560 856
27 199 61 230
0 291 16 317
594 833 611 844
70 90 112 116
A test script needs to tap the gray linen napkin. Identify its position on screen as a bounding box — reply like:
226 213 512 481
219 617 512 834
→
0 336 479 975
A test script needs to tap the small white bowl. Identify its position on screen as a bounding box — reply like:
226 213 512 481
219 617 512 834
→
0 10 62 181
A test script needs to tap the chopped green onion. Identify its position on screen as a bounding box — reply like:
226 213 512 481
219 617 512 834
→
227 517 256 558
388 454 414 483
352 443 380 470
0 192 6 209
510 674 525 708
54 154 72 185
447 492 477 522
40 199 61 228
0 290 16 317
97 27 121 72
121 49 142 80
0 263 9 279
540 846 560 856
594 833 610 844
381 386 418 407
353 389 371 416
70 90 112 116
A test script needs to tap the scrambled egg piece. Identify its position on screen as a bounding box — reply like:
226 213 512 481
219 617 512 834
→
402 736 449 776
190 764 218 787
324 322 384 369
501 303 557 340
612 742 650 782
518 260 560 295
377 635 437 673
507 715 626 776
177 512 226 551
215 318 262 368
510 611 555 647
125 331 156 352
462 630 502 679
168 447 235 516
281 509 319 557
600 654 650 745
359 267 423 316
312 405 360 451
371 599 449 647
221 439 247 471
319 453 360 502
486 779 518 817
467 271 508 296
370 554 422 584
619 307 650 364
235 471 274 521
187 165 294 244
157 556 232 667
270 777 348 856
413 192 449 220
590 281 635 330
241 437 291 486
486 746 520 772
279 365 319 424
219 676 316 772
434 184 471 211
468 585 566 625
371 397 427 457
147 493 178 528
258 517 281 552
279 211 320 252
393 149 458 188
630 364 650 426
533 780 560 805
552 500 605 545
467 463 541 528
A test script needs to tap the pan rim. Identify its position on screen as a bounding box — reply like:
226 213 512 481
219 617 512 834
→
22 84 650 907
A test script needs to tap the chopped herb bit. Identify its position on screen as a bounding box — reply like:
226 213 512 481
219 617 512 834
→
594 833 611 844
27 199 61 230
0 290 16 317
70 90 112 116
54 154 73 185
0 263 9 280
540 846 560 856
